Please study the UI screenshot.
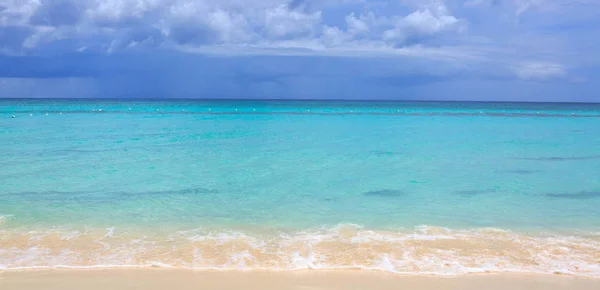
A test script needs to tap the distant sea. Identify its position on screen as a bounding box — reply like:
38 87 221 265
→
1 99 599 276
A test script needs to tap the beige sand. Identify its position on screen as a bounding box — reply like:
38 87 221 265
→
1 270 599 290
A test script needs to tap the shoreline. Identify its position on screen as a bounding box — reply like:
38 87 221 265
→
2 269 599 290
2 225 599 278
1 266 599 279
2 224 599 277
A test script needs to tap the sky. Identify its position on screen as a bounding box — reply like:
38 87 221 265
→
0 0 599 102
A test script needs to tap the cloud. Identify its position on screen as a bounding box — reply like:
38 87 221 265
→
515 0 544 16
1 0 599 102
345 13 369 36
0 0 469 58
263 5 322 39
29 0 84 26
512 61 567 80
319 12 388 47
382 2 465 46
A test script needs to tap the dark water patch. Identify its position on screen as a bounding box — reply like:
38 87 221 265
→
455 189 498 197
371 150 400 157
2 187 219 200
498 170 542 175
1 190 74 197
517 156 600 161
143 188 221 196
409 180 428 184
2 147 130 158
546 191 600 200
363 189 405 197
62 148 130 154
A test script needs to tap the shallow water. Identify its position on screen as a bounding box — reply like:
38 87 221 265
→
1 100 599 276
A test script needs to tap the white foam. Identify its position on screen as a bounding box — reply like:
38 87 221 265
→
290 251 318 269
1 225 599 278
374 255 397 273
0 214 13 225
104 227 116 238
149 261 174 268
224 250 254 270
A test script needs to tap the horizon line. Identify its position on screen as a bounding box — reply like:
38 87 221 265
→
1 97 599 105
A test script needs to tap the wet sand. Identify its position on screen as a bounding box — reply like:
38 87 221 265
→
1 270 599 290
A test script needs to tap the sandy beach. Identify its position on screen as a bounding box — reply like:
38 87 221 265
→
2 270 599 290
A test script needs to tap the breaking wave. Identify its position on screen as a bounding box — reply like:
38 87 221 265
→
1 224 599 277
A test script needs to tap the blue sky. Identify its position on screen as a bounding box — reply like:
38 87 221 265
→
0 0 599 101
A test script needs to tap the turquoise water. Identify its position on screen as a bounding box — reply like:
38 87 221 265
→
1 99 600 275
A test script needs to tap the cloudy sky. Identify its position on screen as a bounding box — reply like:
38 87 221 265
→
1 0 599 101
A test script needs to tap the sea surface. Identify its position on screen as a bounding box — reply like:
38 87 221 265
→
1 99 599 276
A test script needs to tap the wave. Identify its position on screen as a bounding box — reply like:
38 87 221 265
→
0 215 12 225
1 224 599 277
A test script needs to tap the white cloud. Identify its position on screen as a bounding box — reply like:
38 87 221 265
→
319 12 388 46
2 0 598 102
321 25 349 46
383 2 464 45
345 13 369 36
0 0 471 58
208 9 255 43
0 0 41 26
87 0 161 24
512 61 567 80
176 41 485 63
404 6 460 35
263 4 321 39
5 0 593 80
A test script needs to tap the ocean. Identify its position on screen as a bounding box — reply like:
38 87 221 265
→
1 99 599 276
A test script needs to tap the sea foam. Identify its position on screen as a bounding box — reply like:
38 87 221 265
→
1 224 599 277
